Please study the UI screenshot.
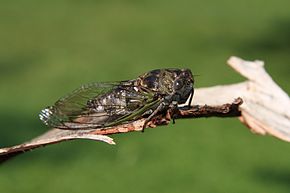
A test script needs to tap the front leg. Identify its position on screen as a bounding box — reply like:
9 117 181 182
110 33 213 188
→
142 101 167 132
169 101 179 124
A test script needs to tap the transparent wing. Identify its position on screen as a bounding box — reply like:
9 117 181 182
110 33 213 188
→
55 82 121 115
39 81 156 129
40 82 122 128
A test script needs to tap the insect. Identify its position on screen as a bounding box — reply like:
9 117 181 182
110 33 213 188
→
39 68 194 130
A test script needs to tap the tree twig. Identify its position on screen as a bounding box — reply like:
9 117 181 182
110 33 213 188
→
0 98 242 163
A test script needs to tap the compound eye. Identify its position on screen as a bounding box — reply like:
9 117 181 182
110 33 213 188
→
174 79 184 90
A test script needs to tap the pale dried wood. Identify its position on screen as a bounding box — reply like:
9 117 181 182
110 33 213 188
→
194 56 290 141
0 100 242 163
0 56 289 163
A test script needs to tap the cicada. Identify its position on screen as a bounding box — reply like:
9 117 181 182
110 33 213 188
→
39 68 194 130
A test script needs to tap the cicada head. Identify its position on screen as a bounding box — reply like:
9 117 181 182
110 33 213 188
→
170 68 194 104
138 68 194 105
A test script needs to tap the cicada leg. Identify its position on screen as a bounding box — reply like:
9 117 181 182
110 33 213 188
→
142 101 166 132
187 87 194 107
169 101 178 124
142 99 181 132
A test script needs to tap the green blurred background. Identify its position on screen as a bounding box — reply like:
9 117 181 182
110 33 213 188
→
0 0 290 193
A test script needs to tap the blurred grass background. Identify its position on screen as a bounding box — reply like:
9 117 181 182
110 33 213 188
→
0 0 290 193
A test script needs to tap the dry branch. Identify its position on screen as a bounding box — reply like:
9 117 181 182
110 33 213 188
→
0 56 289 163
0 99 242 163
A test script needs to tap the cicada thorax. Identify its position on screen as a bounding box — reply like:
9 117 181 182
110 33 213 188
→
138 69 176 95
137 68 194 106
